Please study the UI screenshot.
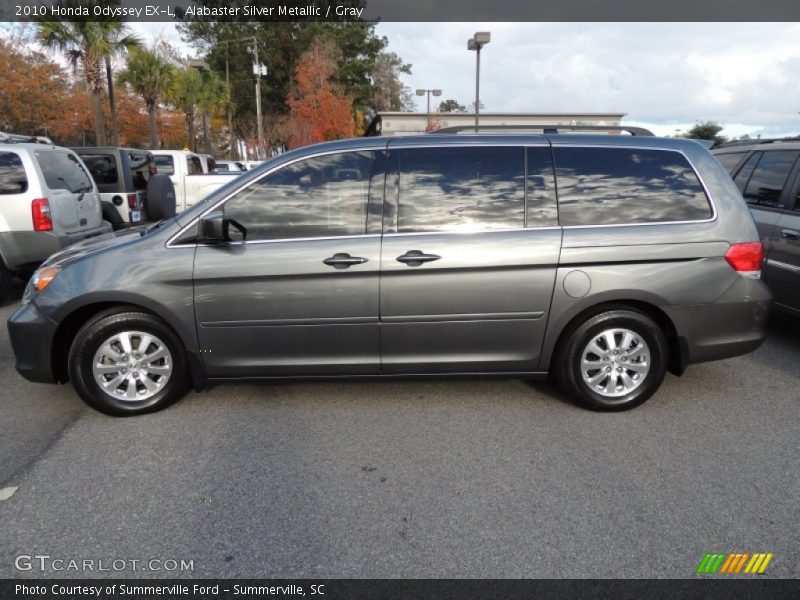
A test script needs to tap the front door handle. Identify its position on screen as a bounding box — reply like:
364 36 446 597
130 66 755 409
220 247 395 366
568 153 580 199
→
780 229 800 241
323 253 368 269
396 250 442 267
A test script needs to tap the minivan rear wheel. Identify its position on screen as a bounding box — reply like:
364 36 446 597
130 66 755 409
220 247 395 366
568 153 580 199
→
68 309 190 416
555 309 667 411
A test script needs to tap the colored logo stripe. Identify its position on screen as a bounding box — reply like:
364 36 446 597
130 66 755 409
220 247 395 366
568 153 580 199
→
697 552 773 574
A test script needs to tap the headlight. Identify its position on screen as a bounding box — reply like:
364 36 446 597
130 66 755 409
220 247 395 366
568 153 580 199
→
31 266 60 293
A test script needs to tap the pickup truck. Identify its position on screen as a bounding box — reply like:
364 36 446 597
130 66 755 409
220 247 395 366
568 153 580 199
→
151 150 239 212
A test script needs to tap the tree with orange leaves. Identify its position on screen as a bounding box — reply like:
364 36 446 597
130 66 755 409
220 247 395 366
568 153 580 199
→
281 37 356 149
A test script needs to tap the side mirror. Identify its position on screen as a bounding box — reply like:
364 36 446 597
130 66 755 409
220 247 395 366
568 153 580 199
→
199 210 227 243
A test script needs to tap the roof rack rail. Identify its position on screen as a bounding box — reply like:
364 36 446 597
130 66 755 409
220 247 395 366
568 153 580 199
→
0 132 53 145
429 124 654 136
713 137 800 149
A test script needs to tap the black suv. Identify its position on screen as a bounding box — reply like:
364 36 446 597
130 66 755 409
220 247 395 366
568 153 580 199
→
72 147 174 230
712 139 800 315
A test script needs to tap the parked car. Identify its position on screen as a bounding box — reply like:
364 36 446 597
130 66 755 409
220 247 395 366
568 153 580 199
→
72 147 176 230
8 128 771 416
215 160 248 172
712 139 800 315
0 142 111 301
151 150 234 212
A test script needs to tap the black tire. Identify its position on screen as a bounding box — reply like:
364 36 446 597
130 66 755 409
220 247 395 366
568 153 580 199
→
68 308 190 416
145 174 176 221
555 308 668 411
0 261 14 303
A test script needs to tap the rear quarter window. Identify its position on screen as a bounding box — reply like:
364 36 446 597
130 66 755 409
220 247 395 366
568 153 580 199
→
0 151 28 195
714 151 747 174
554 147 712 226
79 153 119 186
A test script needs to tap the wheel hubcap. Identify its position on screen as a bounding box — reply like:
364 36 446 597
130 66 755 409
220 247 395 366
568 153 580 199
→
92 331 172 402
580 328 651 400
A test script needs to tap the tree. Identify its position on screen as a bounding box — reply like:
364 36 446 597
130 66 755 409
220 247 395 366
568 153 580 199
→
280 37 356 149
369 51 414 111
439 99 467 113
37 20 114 145
118 47 175 149
169 68 205 151
99 21 140 146
685 121 727 145
196 71 229 154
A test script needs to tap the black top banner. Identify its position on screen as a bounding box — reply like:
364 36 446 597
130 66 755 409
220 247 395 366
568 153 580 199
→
2 0 800 22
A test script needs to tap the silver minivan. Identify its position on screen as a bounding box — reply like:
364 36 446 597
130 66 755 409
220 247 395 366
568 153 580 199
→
8 129 772 416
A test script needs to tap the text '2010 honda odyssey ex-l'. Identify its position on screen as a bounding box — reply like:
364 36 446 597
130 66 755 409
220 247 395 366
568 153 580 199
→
8 127 772 416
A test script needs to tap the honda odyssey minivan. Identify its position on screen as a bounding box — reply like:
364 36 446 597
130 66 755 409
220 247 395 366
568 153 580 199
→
8 129 772 416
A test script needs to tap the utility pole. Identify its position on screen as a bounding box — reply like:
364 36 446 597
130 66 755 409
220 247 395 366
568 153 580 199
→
251 37 265 159
225 48 234 160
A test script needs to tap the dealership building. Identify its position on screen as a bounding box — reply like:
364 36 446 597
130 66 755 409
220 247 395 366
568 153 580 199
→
376 112 627 135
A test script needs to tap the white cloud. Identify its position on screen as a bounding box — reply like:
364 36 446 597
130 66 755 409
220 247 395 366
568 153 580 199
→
378 22 800 138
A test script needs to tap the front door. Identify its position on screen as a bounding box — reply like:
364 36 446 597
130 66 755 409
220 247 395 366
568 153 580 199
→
192 149 385 377
379 143 562 373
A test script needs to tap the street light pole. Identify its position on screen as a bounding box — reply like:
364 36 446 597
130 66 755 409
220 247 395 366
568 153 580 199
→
415 88 442 130
468 32 491 132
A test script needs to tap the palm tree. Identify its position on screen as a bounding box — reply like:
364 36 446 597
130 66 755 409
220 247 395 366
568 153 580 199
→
99 22 140 146
196 71 229 154
169 68 204 152
38 21 111 145
118 47 174 149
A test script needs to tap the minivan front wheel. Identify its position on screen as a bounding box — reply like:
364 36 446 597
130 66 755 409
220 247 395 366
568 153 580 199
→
556 309 668 411
69 309 190 416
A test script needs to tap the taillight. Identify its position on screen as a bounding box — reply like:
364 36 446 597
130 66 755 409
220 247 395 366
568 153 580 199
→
127 193 138 209
725 242 764 276
32 198 52 231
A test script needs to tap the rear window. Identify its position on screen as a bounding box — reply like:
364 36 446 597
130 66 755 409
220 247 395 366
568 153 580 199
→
216 163 230 171
35 150 94 193
554 147 712 226
129 152 153 191
0 151 28 195
188 156 203 175
714 151 747 174
79 153 119 185
154 155 174 175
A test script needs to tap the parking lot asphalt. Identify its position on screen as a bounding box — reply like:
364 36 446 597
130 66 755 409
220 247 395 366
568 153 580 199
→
0 291 798 579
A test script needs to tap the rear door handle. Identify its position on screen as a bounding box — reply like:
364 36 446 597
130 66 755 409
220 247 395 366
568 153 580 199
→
323 253 368 269
396 250 442 267
780 229 800 240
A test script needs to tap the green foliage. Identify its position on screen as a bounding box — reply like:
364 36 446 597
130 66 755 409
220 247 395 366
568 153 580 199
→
439 98 467 113
685 121 727 145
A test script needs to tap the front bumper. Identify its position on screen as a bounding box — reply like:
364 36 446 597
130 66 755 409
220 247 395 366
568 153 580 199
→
7 300 59 383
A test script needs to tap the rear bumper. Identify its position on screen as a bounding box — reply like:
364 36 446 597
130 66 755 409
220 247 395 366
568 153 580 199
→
664 276 772 365
7 300 59 383
0 221 112 271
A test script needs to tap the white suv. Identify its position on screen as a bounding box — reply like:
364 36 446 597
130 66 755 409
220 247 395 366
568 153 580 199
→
0 143 111 301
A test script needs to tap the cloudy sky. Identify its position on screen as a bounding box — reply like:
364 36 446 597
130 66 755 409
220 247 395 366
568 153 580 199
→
377 22 800 138
24 20 800 139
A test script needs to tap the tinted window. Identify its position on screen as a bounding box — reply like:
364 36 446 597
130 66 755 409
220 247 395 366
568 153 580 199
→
79 153 119 185
526 146 558 228
554 147 712 226
733 152 760 192
397 147 524 233
216 163 230 171
714 152 747 174
742 151 800 208
129 152 153 191
188 156 203 175
0 152 28 195
154 155 174 175
224 151 374 241
35 151 93 193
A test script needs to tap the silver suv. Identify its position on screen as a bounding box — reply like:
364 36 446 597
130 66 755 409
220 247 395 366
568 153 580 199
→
0 143 111 301
8 128 772 416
